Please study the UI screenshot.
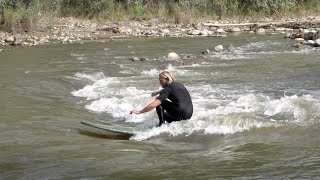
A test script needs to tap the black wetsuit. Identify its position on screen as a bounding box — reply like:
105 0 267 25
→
156 81 193 126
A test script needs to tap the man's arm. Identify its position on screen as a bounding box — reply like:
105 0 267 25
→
130 99 161 114
151 90 162 97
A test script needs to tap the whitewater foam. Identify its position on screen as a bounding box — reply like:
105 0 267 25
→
71 64 320 140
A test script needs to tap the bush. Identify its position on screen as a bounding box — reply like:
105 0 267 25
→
1 0 320 32
238 0 297 14
60 0 114 18
0 0 39 32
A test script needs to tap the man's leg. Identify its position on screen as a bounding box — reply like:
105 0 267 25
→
156 100 181 126
156 105 165 126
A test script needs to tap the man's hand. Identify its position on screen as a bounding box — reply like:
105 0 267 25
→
130 99 161 115
130 110 141 114
151 90 161 97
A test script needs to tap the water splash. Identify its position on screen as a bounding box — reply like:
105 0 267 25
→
71 64 320 140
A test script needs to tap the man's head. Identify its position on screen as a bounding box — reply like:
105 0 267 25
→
159 71 175 87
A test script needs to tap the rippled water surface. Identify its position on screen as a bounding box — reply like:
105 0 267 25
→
1 34 320 179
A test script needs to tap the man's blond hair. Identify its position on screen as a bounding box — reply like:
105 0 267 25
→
159 71 175 84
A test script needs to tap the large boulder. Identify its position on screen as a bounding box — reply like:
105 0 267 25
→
214 45 224 52
167 52 180 61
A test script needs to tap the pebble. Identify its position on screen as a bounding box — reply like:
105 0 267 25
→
0 17 319 47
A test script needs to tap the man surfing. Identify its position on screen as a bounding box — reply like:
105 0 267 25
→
130 71 193 126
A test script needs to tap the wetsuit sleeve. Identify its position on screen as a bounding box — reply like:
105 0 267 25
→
156 87 172 103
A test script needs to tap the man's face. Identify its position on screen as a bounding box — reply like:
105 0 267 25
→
159 76 168 88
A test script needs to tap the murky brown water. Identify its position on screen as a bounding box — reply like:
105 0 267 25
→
1 34 320 178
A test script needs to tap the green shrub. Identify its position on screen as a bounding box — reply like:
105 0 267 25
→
1 0 320 32
0 0 39 32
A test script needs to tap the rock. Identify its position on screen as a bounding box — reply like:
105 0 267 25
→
126 28 133 34
303 32 318 40
0 32 5 39
22 42 29 46
216 28 226 34
301 29 309 34
144 30 153 36
167 52 180 61
227 44 235 52
11 37 21 46
294 38 305 42
184 54 195 59
130 57 140 62
275 27 286 31
5 36 14 43
309 29 317 34
139 57 149 62
214 45 224 52
160 29 170 34
306 40 315 46
285 32 293 38
315 39 320 47
199 30 208 36
98 25 113 31
230 27 241 33
191 30 201 35
207 30 213 36
256 28 266 34
201 49 210 55
291 42 303 50
113 27 124 34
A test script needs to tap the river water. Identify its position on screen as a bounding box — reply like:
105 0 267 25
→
1 34 320 179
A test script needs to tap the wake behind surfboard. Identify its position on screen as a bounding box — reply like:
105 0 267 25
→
81 120 146 137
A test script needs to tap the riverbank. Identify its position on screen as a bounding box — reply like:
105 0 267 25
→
1 16 320 47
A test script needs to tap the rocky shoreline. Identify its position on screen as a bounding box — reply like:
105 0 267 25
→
1 16 320 47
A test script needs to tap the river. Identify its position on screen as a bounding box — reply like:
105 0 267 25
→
1 34 320 179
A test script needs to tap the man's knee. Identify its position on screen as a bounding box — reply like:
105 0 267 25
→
156 105 162 113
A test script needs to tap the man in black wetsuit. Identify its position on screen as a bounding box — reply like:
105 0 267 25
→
130 71 193 126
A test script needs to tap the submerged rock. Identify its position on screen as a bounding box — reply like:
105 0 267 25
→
315 39 320 47
139 57 149 62
291 42 303 50
227 44 235 52
201 49 210 55
130 57 140 62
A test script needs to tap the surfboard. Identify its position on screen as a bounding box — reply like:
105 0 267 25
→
81 120 145 137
